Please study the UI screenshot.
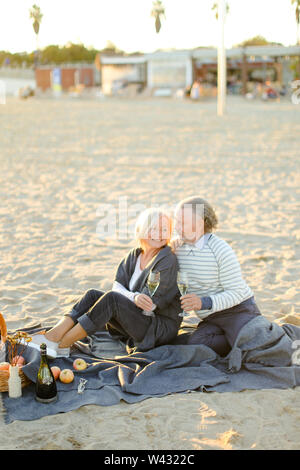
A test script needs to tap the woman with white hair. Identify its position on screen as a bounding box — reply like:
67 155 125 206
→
30 208 182 356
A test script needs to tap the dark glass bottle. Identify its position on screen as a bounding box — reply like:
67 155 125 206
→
35 343 57 403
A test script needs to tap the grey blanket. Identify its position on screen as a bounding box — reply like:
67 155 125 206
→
2 316 300 424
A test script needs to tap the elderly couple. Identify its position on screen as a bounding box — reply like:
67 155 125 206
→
31 196 262 358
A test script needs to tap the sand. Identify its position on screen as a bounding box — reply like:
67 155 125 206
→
0 93 299 450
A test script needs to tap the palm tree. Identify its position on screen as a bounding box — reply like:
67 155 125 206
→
151 1 165 33
212 1 229 20
29 4 43 51
291 0 300 45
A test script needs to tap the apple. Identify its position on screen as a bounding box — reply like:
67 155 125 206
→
12 355 25 367
0 362 10 371
59 368 74 384
73 358 87 371
51 366 61 381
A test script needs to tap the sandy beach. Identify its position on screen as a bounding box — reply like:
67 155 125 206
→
0 94 299 450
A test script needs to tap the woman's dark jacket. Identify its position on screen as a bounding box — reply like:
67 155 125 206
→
112 245 182 351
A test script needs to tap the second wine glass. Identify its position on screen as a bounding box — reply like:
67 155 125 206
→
177 271 189 318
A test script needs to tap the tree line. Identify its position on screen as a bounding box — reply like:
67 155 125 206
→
0 41 134 68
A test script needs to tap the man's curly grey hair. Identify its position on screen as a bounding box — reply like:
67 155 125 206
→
176 196 218 233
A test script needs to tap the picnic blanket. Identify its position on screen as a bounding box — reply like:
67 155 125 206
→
2 315 300 424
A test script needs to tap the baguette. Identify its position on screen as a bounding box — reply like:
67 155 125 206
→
0 312 7 344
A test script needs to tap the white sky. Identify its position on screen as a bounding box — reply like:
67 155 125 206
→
0 0 298 54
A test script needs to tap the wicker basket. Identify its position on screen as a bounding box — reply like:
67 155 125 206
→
0 312 32 392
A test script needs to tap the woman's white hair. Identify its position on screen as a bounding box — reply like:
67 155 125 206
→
134 207 172 246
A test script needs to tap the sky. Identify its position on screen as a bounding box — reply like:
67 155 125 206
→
0 0 298 54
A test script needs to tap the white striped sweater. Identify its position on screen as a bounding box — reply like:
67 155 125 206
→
175 233 254 319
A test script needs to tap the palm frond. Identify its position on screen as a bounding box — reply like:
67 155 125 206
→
212 1 230 20
29 4 43 23
29 4 43 37
151 0 165 33
151 0 165 17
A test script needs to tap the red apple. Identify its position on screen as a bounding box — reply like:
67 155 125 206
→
73 358 87 371
51 366 61 381
59 368 74 384
0 362 10 371
12 355 25 367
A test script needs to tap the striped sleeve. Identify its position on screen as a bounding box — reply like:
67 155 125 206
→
208 239 252 313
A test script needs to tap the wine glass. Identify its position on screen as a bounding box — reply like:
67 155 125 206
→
142 270 160 317
177 271 189 318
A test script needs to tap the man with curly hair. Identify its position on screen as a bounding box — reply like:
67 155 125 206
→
172 196 262 356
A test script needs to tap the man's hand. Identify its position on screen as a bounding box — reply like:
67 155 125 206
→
170 237 184 252
134 293 154 311
180 293 202 311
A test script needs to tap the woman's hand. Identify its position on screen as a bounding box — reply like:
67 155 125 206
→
180 293 202 311
134 293 154 311
170 237 184 252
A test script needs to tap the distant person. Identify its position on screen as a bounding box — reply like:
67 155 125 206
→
184 85 192 97
262 81 279 100
190 80 201 100
245 81 262 100
279 84 287 96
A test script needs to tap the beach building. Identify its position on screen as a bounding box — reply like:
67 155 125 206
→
99 55 147 95
99 46 300 96
35 63 97 92
32 45 300 96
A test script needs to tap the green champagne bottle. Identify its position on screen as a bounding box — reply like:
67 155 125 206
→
35 343 57 403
